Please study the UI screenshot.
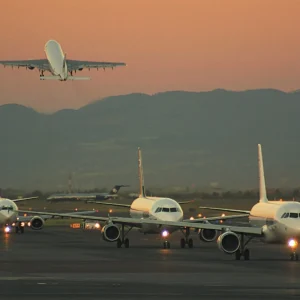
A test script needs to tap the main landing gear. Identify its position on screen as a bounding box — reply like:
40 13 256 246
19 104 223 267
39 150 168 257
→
116 224 132 248
15 223 24 234
235 234 252 261
180 227 193 248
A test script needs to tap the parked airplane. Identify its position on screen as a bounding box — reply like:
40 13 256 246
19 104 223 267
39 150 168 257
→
200 144 300 261
0 39 126 81
17 148 252 250
47 185 129 203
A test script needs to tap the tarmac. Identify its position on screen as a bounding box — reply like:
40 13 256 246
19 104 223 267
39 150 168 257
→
0 225 300 299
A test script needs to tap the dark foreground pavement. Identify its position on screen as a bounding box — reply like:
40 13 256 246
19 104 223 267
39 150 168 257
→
0 226 299 299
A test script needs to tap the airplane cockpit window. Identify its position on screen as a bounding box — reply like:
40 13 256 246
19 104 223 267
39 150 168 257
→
281 213 288 218
289 213 298 218
155 207 179 213
0 205 13 211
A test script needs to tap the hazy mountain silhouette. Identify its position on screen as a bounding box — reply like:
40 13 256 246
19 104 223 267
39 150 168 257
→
1 89 300 191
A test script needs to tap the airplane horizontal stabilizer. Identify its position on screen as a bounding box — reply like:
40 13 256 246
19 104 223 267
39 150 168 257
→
40 76 61 80
67 76 90 80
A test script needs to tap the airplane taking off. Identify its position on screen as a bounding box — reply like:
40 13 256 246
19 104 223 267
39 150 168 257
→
47 185 129 203
0 40 126 81
200 144 300 261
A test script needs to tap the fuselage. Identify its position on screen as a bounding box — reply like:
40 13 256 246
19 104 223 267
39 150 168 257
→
44 40 68 80
0 198 18 227
130 196 183 234
249 201 300 243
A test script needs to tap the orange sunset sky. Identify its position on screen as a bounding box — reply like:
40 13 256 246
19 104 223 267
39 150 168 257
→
0 0 300 112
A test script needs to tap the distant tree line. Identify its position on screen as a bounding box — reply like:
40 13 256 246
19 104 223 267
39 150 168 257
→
2 187 300 201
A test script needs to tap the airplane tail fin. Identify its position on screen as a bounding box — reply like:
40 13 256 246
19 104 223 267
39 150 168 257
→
109 185 129 195
138 147 146 198
258 144 268 203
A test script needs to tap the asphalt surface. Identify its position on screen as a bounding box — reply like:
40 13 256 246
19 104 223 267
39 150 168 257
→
0 226 300 299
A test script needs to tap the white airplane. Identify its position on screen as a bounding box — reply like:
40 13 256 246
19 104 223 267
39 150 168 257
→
0 196 97 234
17 148 253 250
0 39 126 81
200 144 300 261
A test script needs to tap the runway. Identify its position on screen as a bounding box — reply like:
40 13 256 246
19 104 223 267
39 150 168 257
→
0 226 299 299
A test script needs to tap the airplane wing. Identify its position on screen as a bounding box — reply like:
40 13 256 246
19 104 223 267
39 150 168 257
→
199 206 251 214
67 60 126 72
183 214 249 223
0 59 50 71
17 210 97 222
86 201 131 208
12 197 39 202
178 200 194 205
16 209 262 236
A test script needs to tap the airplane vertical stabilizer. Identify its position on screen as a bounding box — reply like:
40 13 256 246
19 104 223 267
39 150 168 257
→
138 147 146 198
258 144 268 203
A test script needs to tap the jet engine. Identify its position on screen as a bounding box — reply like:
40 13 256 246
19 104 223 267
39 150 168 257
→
30 216 44 230
101 224 120 242
217 231 240 254
198 228 218 242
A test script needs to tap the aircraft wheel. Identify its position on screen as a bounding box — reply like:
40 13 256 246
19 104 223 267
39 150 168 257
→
235 250 241 260
124 238 129 248
290 253 298 261
117 239 122 248
180 238 185 248
163 241 170 249
15 227 19 234
244 249 250 261
20 226 24 234
188 238 193 248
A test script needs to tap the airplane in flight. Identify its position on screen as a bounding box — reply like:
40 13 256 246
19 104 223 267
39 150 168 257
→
47 185 130 203
17 148 251 250
200 144 300 261
0 39 126 81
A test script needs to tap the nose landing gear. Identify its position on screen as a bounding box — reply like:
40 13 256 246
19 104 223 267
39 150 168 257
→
290 252 299 261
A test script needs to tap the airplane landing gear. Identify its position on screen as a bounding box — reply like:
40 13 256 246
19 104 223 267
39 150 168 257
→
116 224 132 248
180 227 193 248
290 252 299 261
15 223 24 234
163 240 170 249
235 234 252 260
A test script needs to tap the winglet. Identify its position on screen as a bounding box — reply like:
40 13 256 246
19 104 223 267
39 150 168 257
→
258 144 268 203
138 147 146 198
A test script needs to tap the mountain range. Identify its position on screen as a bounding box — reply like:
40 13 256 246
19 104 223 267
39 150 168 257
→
1 89 300 191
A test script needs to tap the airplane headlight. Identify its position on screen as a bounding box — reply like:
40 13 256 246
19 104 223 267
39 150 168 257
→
288 239 298 248
4 227 10 233
161 230 169 238
95 223 100 229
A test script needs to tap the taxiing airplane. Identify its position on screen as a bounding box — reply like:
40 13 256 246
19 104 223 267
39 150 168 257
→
17 148 252 250
200 144 300 261
0 195 96 234
0 39 126 81
47 185 129 203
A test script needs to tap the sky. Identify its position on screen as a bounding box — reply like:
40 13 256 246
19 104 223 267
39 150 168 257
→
0 0 300 112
